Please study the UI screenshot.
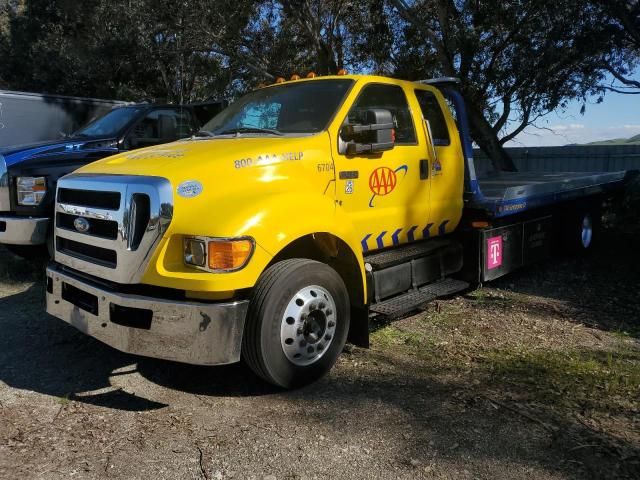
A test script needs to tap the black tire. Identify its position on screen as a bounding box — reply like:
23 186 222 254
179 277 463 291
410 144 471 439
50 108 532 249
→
242 258 350 389
4 243 48 260
560 206 601 255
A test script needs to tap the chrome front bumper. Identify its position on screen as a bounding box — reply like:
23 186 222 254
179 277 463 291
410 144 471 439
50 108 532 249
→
0 215 49 245
46 264 249 366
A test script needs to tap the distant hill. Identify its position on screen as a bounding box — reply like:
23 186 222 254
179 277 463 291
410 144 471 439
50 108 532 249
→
584 134 640 146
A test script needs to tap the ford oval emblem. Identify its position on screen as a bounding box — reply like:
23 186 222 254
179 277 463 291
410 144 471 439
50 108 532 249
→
177 180 203 198
73 217 90 233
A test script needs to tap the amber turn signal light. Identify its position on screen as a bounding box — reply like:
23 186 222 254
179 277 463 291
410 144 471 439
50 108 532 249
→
471 221 490 229
208 239 254 271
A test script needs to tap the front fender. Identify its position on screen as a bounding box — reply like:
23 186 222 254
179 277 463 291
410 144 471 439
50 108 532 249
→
142 192 367 301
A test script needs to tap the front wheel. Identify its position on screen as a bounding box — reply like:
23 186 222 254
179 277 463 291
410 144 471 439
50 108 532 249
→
4 243 48 260
242 258 350 388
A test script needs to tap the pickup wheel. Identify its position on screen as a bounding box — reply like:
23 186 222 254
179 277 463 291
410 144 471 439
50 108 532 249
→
4 244 48 260
242 258 350 389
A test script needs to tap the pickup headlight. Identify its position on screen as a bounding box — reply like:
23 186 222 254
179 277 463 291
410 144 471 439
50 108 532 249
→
17 176 47 206
184 237 255 272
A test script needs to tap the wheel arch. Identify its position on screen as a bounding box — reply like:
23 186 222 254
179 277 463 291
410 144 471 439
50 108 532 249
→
267 232 370 347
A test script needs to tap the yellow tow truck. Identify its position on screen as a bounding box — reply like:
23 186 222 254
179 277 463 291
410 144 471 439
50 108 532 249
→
45 74 636 387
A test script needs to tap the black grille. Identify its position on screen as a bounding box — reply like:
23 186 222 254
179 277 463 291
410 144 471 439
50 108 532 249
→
56 213 119 240
57 237 117 268
129 194 150 250
58 188 121 210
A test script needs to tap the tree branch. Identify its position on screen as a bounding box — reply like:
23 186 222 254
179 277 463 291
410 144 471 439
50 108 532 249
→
601 61 640 90
492 94 512 134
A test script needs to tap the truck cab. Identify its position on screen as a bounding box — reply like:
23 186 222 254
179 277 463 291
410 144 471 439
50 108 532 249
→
0 102 224 257
44 75 635 388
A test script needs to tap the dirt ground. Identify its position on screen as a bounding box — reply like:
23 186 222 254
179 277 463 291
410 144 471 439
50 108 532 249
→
1 216 639 479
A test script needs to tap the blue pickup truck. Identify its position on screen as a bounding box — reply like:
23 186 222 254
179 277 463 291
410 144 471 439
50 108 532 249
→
0 102 224 257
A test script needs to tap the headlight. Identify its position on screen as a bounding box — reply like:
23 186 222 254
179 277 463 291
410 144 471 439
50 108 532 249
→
17 176 47 206
184 236 254 272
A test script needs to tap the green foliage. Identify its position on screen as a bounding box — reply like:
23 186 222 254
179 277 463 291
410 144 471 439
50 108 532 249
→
486 347 640 406
0 0 637 157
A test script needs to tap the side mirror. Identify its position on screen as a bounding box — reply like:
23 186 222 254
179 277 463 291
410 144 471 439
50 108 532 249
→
340 108 395 155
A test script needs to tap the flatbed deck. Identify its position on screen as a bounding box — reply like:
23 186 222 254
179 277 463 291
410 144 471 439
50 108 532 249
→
470 170 637 218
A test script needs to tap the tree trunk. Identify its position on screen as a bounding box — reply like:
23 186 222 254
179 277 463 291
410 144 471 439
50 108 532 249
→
464 100 518 172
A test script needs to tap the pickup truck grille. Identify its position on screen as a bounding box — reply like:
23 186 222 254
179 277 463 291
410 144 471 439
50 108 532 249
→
54 174 173 284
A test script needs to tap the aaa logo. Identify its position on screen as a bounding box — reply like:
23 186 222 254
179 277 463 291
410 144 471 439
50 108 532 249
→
369 167 397 196
368 165 408 207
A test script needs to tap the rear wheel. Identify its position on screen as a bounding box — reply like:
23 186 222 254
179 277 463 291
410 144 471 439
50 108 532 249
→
561 206 601 255
242 258 350 388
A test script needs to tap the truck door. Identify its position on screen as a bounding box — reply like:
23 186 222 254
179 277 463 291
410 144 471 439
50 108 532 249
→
413 88 464 236
334 83 431 253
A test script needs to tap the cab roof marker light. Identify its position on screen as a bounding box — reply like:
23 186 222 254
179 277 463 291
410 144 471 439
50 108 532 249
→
290 74 300 81
275 77 286 84
337 69 348 76
306 72 317 78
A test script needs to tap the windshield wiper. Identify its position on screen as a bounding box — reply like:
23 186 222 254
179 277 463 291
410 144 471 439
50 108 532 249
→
193 130 216 137
215 127 284 136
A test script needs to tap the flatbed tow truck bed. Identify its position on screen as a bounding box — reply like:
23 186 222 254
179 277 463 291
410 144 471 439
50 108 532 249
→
470 170 637 219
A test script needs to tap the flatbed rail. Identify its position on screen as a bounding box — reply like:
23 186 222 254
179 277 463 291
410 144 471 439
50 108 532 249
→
467 170 637 218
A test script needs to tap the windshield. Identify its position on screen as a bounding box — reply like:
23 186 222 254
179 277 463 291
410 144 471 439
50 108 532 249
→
74 107 143 138
202 79 353 135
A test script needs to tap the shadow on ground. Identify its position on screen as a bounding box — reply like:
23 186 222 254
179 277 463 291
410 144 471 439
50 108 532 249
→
1 216 639 478
0 281 638 478
491 226 640 337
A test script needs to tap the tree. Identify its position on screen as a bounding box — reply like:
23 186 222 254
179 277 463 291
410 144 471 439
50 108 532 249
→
0 0 258 102
236 1 382 83
1 0 637 158
387 0 630 171
592 0 640 94
112 0 257 102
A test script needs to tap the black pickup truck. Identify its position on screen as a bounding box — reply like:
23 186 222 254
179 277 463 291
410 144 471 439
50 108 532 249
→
0 102 224 257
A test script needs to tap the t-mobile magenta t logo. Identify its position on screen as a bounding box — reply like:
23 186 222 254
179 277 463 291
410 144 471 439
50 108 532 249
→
487 236 503 270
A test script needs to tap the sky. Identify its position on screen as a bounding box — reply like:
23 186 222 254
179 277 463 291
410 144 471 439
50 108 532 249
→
505 73 640 147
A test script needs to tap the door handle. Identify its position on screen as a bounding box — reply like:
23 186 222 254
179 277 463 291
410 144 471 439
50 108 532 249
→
419 159 429 180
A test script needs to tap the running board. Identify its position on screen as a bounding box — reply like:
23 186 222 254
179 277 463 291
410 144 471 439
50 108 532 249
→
370 278 469 320
365 238 450 270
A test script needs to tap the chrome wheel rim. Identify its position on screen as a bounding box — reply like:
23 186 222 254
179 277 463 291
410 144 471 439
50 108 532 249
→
280 285 337 366
581 214 593 248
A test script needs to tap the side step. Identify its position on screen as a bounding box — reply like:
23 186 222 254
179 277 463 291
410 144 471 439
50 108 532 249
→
370 278 469 320
365 238 450 270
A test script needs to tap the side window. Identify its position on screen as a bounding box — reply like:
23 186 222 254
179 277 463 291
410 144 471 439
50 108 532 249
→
346 84 416 145
127 108 194 148
175 109 196 138
414 90 450 146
